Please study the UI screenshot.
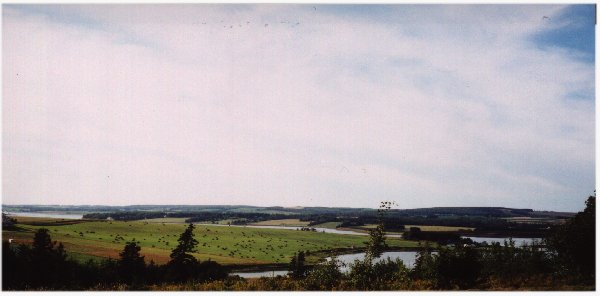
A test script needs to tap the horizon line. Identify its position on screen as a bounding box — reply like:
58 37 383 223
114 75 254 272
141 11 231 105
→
2 203 575 213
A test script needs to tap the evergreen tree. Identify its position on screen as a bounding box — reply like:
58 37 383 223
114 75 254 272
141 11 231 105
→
29 229 68 288
288 253 297 277
118 241 146 285
32 228 53 253
289 251 307 279
546 194 595 282
297 251 306 277
2 213 17 230
167 223 199 281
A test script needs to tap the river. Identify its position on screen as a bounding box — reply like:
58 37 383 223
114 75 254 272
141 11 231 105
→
233 251 428 278
328 251 428 273
461 236 542 246
5 211 84 219
233 236 543 278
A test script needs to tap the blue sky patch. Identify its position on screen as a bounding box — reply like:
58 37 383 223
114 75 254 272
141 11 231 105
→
533 4 595 63
6 4 104 31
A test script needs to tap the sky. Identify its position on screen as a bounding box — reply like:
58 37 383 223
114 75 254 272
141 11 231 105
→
2 4 595 212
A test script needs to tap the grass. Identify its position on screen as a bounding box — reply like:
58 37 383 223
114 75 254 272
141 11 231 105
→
249 219 310 227
143 218 189 223
312 222 341 229
3 218 421 266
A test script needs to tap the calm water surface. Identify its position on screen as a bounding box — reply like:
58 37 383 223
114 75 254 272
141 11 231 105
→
461 236 541 246
231 270 289 278
5 211 84 219
234 251 425 278
327 251 432 272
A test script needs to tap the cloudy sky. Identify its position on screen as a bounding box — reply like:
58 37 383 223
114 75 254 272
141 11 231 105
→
3 4 595 211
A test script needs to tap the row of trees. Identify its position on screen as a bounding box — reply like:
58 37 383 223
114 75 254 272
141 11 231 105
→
3 224 227 290
83 211 295 223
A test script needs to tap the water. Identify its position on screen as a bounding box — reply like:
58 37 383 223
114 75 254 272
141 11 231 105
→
197 223 403 238
231 270 289 278
461 236 541 246
234 251 426 277
5 211 84 220
328 251 430 272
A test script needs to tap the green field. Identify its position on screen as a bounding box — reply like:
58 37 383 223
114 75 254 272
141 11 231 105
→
144 217 189 223
4 217 420 266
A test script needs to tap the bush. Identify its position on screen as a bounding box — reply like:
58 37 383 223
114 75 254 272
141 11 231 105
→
303 259 344 290
435 245 482 289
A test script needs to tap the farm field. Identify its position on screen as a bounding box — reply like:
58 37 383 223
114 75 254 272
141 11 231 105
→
3 217 420 266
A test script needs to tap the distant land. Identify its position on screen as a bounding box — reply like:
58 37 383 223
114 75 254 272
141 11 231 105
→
3 204 575 219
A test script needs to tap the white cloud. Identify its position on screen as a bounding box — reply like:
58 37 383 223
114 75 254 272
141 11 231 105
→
2 5 594 211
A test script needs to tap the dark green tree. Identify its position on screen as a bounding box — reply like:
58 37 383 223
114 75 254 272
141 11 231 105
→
118 241 146 285
411 242 436 283
2 241 18 289
167 223 199 281
32 228 53 253
435 244 482 289
29 229 68 288
289 251 307 278
170 223 199 263
303 257 343 290
2 213 17 230
546 194 595 282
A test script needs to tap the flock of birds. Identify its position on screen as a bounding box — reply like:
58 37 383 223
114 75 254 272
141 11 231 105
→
191 19 302 30
189 6 316 30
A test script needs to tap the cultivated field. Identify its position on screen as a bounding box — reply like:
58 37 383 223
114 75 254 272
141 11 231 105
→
3 217 420 266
